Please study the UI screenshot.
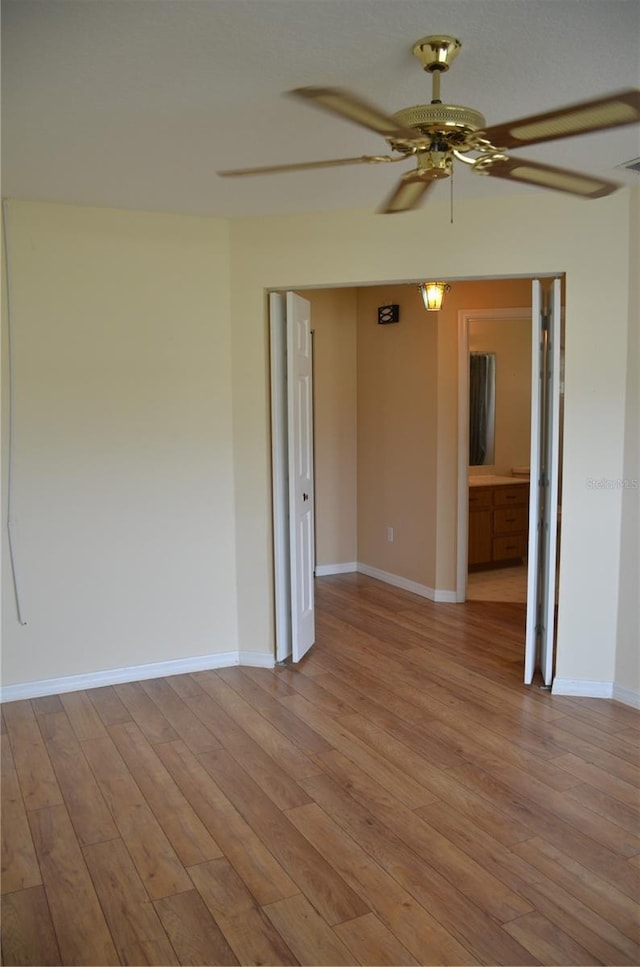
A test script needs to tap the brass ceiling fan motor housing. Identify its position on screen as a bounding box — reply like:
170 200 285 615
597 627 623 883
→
390 37 487 152
391 103 487 150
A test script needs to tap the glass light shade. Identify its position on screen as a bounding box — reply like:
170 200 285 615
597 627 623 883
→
418 281 450 311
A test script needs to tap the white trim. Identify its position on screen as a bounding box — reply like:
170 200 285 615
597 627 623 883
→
612 684 640 709
551 678 614 700
0 650 274 702
238 651 276 669
552 679 640 709
315 562 358 576
355 562 456 602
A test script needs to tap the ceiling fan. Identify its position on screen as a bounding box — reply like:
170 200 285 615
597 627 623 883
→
217 34 640 213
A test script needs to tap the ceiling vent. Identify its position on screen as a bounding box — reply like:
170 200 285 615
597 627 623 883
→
618 157 640 174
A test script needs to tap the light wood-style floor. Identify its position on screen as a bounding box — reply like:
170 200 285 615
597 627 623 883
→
2 573 639 966
466 564 528 602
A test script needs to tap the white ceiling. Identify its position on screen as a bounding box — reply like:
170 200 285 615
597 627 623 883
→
2 0 639 219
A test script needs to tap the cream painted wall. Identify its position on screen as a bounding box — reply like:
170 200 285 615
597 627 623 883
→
229 191 632 690
302 288 358 568
468 316 532 476
1 188 634 698
1 201 238 687
356 284 438 587
615 186 639 698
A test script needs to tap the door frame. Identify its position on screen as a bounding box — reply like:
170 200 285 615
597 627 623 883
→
456 306 532 600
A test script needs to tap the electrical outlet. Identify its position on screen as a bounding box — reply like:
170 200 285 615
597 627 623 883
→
387 526 394 542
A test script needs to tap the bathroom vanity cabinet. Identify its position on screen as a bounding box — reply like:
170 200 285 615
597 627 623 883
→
468 478 529 568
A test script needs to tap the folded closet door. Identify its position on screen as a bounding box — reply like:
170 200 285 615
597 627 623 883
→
270 292 315 663
525 278 561 685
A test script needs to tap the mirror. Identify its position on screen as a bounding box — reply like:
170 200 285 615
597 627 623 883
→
469 352 496 466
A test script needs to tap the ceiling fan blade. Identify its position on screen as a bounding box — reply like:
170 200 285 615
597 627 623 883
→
380 171 438 214
477 155 619 198
288 86 417 140
218 154 395 177
482 89 640 149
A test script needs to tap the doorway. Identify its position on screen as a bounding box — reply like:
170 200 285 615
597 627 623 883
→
271 277 563 686
457 307 532 606
456 280 564 685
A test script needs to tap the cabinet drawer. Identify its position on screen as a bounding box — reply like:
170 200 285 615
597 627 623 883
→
493 506 528 534
493 485 528 507
493 535 527 561
468 487 492 509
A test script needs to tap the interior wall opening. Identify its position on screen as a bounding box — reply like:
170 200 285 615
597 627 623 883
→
272 273 563 682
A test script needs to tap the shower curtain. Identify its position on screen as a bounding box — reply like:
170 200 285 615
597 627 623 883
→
469 352 495 465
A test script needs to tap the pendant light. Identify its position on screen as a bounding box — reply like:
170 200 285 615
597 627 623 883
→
418 281 451 311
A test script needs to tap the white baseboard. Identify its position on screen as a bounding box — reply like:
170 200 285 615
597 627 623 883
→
552 678 614 700
356 562 456 602
0 650 275 703
613 683 640 709
315 562 358 576
552 677 640 709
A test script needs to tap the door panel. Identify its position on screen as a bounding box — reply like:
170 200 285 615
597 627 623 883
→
286 293 315 662
540 278 562 684
269 293 291 662
524 278 561 685
270 291 316 663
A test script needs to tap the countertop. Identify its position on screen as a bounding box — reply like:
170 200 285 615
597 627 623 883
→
468 475 529 487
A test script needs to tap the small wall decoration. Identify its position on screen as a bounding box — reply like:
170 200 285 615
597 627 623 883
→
378 304 400 325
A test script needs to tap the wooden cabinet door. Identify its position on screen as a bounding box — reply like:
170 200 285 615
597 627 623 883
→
468 508 492 566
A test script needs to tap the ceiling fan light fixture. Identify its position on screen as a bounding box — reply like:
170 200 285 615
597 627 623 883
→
418 281 450 311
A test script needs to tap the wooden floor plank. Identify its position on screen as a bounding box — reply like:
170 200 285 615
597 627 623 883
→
503 910 600 965
1 885 62 966
83 838 179 966
85 685 133 727
139 677 222 753
333 912 420 966
448 760 640 899
285 800 480 966
279 691 439 808
198 746 369 926
551 751 640 804
30 694 64 716
3 700 63 811
513 836 640 942
415 799 546 895
153 889 239 965
262 893 354 966
113 682 179 744
28 804 119 966
318 745 532 848
298 770 534 927
520 877 640 964
189 857 299 965
564 780 640 836
194 669 322 779
59 690 108 740
38 711 119 846
155 739 299 906
185 685 315 811
81 735 193 899
0 735 42 895
108 721 223 866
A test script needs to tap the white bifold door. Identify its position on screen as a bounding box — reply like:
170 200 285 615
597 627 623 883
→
270 291 315 663
524 277 562 686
